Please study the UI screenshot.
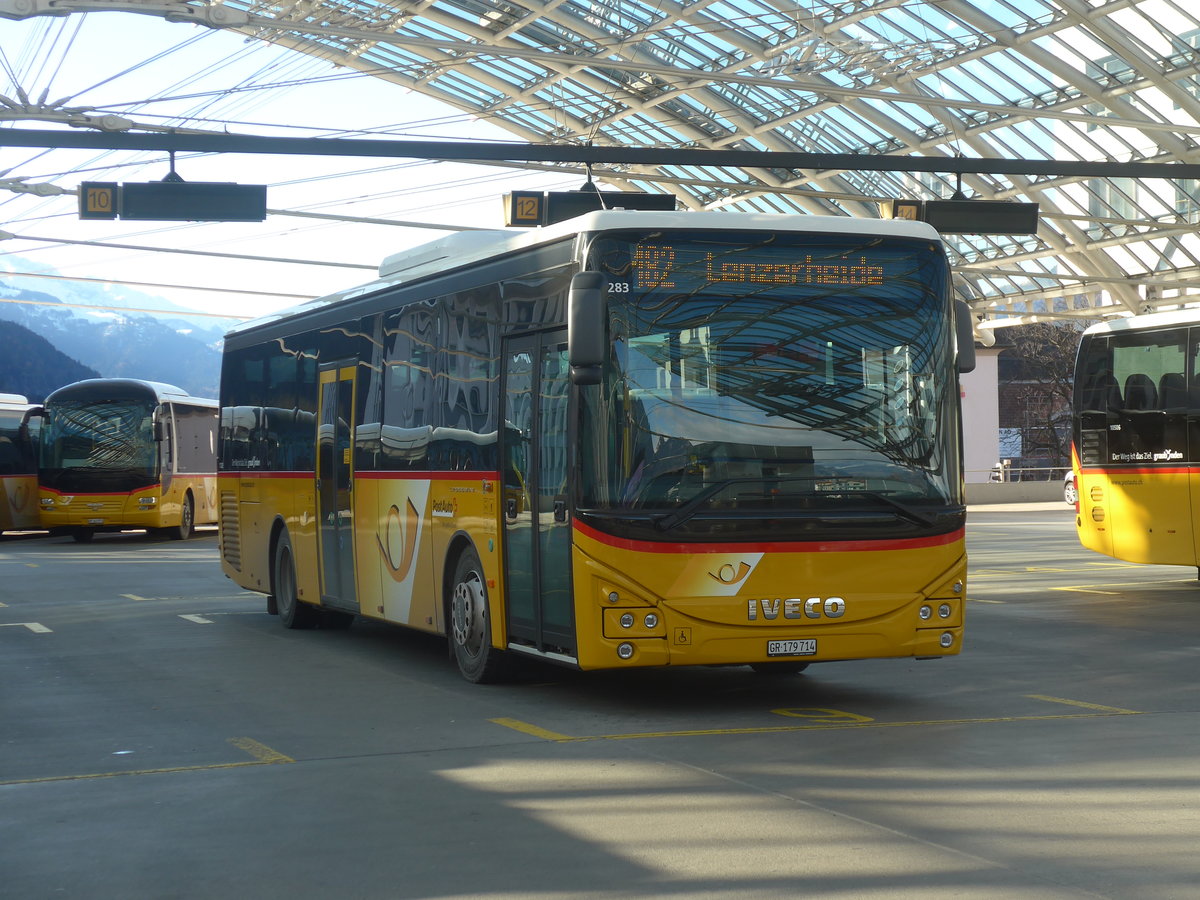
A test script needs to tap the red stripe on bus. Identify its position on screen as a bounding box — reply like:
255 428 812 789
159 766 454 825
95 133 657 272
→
572 517 964 554
218 471 311 479
217 470 500 481
355 470 501 481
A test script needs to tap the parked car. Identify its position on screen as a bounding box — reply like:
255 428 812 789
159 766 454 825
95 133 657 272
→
1064 471 1078 504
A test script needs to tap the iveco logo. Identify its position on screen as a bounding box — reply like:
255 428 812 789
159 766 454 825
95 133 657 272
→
747 598 846 620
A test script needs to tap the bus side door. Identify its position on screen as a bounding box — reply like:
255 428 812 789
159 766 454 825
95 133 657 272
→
317 364 359 612
502 330 575 658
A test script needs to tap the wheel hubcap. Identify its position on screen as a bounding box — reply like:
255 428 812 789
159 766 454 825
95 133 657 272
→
451 573 486 656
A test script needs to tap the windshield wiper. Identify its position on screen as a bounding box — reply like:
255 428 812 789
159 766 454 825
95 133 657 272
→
651 477 765 531
835 490 935 528
650 479 938 531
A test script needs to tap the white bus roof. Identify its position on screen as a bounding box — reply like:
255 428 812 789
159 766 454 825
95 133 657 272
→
1082 307 1200 337
228 210 943 337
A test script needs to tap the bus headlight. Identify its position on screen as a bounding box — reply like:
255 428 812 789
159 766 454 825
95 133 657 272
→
940 632 955 648
938 603 952 619
644 613 659 628
617 642 635 660
40 498 54 508
919 605 932 620
619 613 634 628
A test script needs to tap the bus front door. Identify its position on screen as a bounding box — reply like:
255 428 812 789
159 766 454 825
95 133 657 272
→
502 330 575 659
317 365 359 613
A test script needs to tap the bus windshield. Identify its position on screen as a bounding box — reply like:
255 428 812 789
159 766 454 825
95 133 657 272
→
578 229 961 540
40 399 159 492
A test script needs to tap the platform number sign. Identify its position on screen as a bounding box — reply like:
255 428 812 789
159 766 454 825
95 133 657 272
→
505 191 544 226
79 182 119 220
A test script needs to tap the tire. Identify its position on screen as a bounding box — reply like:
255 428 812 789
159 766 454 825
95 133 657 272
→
749 662 810 676
273 530 317 629
168 492 194 541
1064 478 1078 505
72 528 95 544
449 546 509 683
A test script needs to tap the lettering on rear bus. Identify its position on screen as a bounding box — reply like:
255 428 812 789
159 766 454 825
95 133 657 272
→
747 598 846 620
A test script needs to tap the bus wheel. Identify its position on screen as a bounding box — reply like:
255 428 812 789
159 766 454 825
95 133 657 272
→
72 528 95 544
273 530 316 629
449 547 508 683
749 662 809 676
169 492 194 541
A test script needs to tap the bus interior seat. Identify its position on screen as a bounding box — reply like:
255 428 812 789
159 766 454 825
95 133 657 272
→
1158 373 1187 409
1123 373 1158 410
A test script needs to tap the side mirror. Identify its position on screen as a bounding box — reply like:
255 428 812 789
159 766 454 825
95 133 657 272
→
568 271 607 385
955 300 977 374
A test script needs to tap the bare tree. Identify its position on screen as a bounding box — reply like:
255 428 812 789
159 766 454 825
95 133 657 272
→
997 321 1092 472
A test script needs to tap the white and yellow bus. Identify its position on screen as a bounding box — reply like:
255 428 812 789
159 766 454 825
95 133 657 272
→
1072 309 1200 566
0 393 42 535
218 210 974 681
38 379 218 542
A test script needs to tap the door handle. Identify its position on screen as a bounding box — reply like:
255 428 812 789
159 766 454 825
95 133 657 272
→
506 497 518 519
553 499 567 522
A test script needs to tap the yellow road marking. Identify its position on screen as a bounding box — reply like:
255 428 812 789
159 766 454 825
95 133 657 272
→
490 707 1144 743
0 737 292 786
1053 580 1194 594
1027 694 1141 715
121 594 154 602
489 717 575 741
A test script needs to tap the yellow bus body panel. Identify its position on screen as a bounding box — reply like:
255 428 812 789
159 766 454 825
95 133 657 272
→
1075 468 1197 566
570 525 966 670
39 476 218 532
0 474 40 532
222 470 966 671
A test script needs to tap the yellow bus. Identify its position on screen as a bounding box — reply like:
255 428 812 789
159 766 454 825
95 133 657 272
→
1072 309 1200 566
38 379 218 542
0 393 42 535
218 210 975 681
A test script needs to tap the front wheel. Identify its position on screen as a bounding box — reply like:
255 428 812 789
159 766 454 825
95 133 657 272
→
449 547 509 683
168 492 194 540
273 530 317 629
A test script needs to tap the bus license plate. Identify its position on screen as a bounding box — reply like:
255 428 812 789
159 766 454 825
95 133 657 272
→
767 639 817 657
87 518 105 525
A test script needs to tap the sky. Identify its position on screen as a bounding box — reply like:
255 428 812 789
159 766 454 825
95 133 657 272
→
0 11 578 321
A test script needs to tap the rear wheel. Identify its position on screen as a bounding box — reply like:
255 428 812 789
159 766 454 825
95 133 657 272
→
449 546 508 683
71 528 95 544
273 530 317 629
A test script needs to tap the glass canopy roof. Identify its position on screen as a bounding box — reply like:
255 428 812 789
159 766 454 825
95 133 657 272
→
4 0 1200 331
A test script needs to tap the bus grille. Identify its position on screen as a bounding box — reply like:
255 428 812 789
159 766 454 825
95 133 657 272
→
219 491 241 570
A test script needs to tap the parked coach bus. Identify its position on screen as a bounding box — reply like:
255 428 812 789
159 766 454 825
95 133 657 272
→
0 393 42 535
1072 309 1200 566
218 210 976 682
38 378 218 542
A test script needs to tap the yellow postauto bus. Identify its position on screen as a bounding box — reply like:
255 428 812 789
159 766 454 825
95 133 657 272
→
1072 309 1200 566
218 210 975 682
0 393 42 535
38 378 218 542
